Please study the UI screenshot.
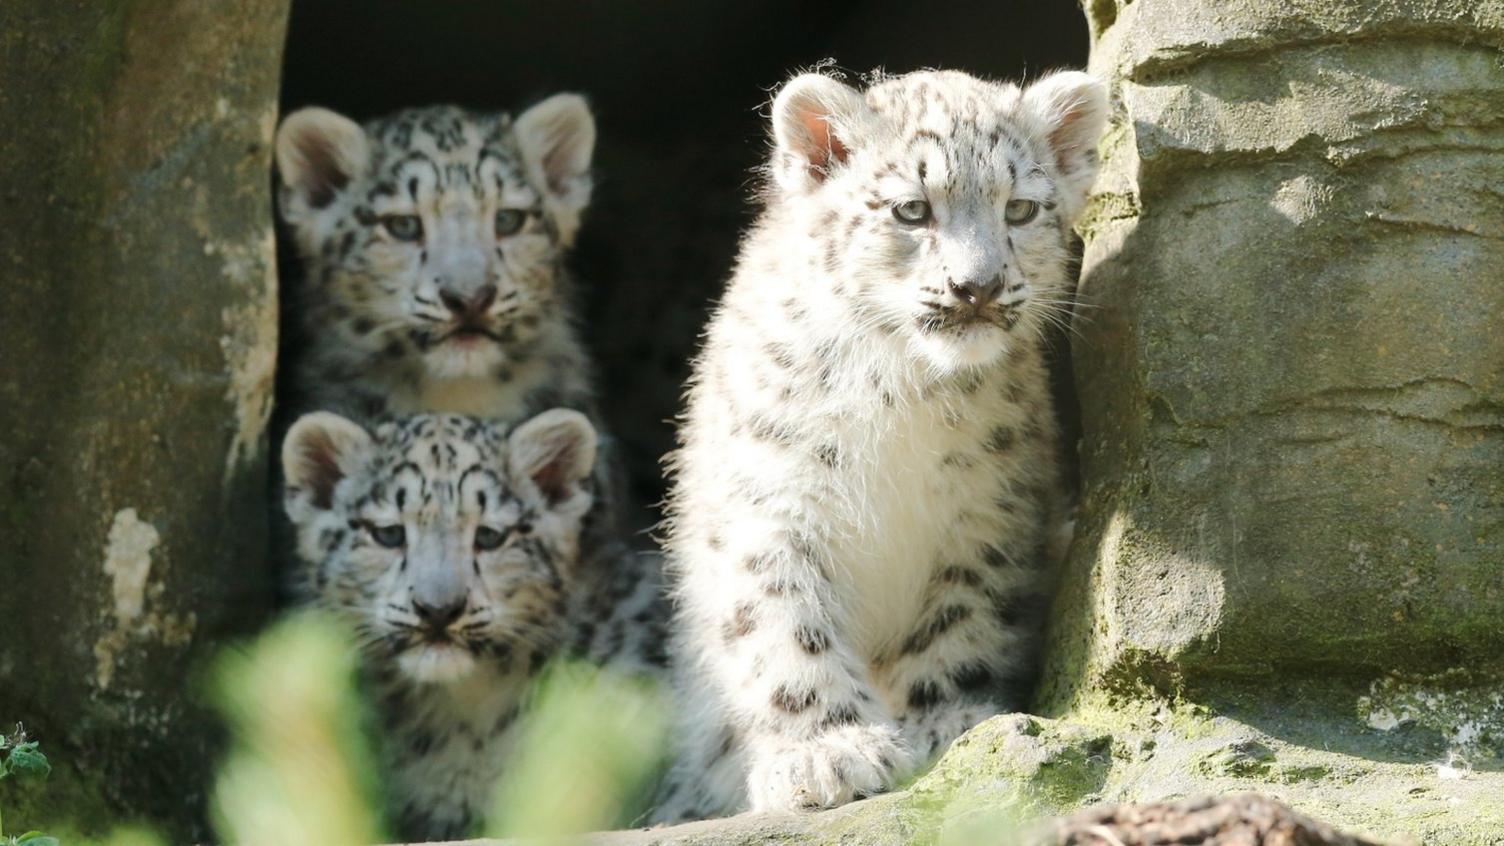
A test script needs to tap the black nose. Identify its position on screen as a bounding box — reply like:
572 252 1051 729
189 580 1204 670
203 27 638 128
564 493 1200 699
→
948 275 1003 306
439 284 497 319
412 599 465 631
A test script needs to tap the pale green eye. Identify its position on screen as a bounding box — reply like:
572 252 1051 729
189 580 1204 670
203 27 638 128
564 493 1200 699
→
369 523 406 548
380 214 424 241
474 525 505 551
892 199 932 225
494 208 527 237
1004 199 1040 225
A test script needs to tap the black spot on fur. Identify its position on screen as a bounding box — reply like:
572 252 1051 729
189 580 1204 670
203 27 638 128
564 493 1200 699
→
908 680 943 710
942 451 977 470
992 591 1031 626
902 605 972 656
722 603 757 643
938 566 983 587
981 544 1015 569
772 685 817 714
408 730 435 756
987 426 1017 453
821 702 861 729
795 625 830 655
951 662 993 693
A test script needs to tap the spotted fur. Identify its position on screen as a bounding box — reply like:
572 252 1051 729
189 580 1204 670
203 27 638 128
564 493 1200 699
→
282 411 665 840
653 69 1106 819
274 96 628 539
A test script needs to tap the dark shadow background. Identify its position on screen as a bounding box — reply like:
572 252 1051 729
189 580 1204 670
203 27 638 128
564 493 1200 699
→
279 0 1091 517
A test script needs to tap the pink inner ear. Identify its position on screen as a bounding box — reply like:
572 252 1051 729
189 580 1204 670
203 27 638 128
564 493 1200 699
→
1048 101 1093 171
293 132 349 209
798 109 849 181
531 446 578 506
539 129 578 195
299 433 343 509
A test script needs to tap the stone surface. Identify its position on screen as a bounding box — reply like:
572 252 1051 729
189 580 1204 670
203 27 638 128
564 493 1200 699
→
0 0 287 838
1045 0 1504 701
1034 794 1391 846
468 706 1500 845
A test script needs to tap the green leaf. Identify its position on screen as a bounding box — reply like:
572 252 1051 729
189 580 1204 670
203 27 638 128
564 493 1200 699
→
17 835 60 846
6 743 50 778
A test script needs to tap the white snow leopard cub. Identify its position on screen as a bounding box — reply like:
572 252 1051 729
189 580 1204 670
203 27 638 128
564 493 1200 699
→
656 69 1106 819
282 411 664 840
275 96 597 423
273 97 631 537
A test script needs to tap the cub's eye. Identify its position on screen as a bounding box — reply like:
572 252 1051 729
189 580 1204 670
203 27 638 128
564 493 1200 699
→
494 208 528 237
380 214 424 241
368 523 406 548
1004 199 1040 225
474 526 505 551
892 199 932 225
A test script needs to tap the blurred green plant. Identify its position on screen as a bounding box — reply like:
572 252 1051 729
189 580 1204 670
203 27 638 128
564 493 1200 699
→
208 612 386 846
0 723 56 846
8 613 1034 845
486 663 669 842
205 611 670 845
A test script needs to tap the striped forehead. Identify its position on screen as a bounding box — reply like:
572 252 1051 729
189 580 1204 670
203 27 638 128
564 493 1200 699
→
361 418 504 501
866 78 1049 201
365 111 537 207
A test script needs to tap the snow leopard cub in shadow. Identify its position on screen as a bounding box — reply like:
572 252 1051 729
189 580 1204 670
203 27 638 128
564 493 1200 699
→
654 68 1106 819
282 410 664 840
274 94 633 541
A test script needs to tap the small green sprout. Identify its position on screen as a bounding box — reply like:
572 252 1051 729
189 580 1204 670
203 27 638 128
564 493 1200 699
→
0 723 55 846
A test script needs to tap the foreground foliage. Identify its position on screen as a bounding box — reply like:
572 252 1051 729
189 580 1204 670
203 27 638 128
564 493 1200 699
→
1 725 54 846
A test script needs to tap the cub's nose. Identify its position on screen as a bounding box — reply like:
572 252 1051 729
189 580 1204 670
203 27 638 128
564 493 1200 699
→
412 599 465 631
948 275 1003 306
438 284 498 320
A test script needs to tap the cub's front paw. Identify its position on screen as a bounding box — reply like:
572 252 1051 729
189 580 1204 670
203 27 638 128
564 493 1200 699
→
748 724 911 813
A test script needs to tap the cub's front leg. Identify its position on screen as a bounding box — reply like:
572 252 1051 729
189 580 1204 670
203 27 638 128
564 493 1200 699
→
680 527 913 812
881 537 1048 763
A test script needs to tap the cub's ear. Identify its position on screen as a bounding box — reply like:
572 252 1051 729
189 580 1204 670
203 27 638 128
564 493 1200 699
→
771 73 873 193
514 93 595 246
508 409 597 508
282 412 373 517
275 107 370 215
1020 72 1108 220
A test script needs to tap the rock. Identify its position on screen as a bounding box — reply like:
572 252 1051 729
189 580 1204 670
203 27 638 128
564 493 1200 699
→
1044 0 1504 699
0 1 286 838
1033 795 1393 846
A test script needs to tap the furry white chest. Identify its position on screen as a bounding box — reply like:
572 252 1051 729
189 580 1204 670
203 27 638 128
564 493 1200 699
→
819 391 995 657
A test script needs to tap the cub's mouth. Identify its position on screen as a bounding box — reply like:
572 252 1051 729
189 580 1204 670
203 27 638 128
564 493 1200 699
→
917 304 1019 334
439 324 505 345
397 640 478 684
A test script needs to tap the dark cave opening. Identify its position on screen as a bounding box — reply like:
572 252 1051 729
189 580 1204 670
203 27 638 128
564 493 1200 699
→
277 0 1092 515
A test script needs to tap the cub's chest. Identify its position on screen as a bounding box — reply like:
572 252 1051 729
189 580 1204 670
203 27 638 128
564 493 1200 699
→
820 394 1009 649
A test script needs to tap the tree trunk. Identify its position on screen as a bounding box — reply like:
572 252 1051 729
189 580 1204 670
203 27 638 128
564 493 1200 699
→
0 1 288 838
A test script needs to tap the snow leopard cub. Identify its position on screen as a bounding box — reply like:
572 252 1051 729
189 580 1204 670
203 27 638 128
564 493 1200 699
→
282 410 664 840
655 69 1106 818
274 96 628 536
